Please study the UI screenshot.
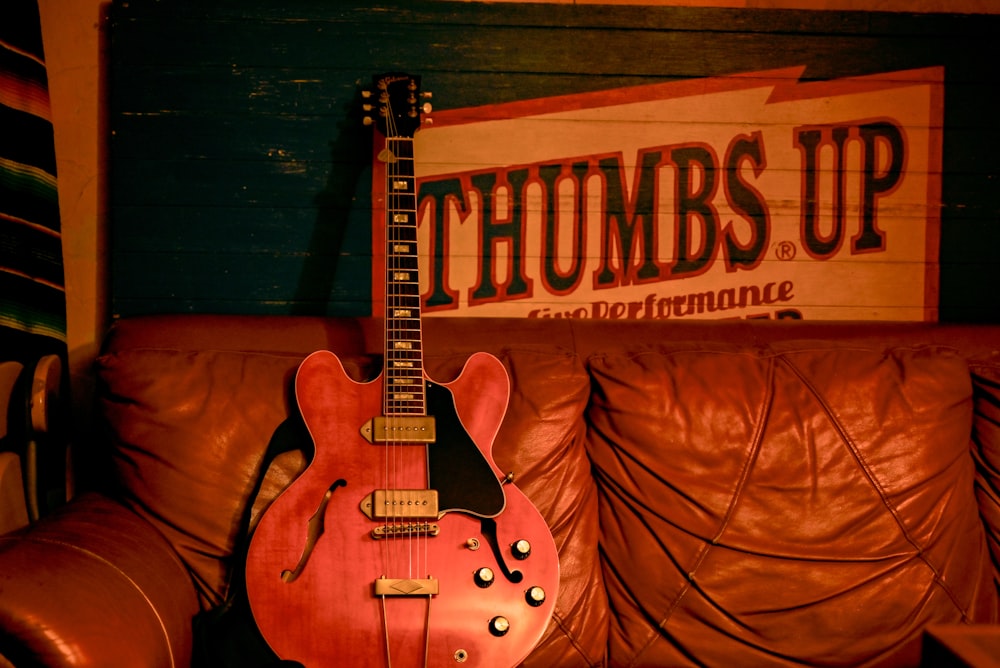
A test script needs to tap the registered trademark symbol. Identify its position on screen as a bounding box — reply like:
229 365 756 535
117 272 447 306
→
776 241 797 261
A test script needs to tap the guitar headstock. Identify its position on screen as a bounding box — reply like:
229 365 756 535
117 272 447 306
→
363 73 431 138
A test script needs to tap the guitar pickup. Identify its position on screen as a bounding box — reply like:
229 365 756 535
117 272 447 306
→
360 489 439 520
360 416 436 444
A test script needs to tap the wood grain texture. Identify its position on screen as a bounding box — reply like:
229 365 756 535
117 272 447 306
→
109 0 1000 320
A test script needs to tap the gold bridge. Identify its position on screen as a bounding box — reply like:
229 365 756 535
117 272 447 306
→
371 522 440 539
360 416 436 444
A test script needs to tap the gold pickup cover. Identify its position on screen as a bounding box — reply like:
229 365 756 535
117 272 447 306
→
360 416 436 444
360 489 439 520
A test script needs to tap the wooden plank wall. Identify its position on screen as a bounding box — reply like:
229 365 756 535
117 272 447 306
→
108 0 999 321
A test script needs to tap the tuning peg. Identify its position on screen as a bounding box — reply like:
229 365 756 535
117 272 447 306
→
362 116 373 126
421 102 433 114
361 89 372 99
421 91 433 99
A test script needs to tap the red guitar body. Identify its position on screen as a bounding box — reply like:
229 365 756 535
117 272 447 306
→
245 350 559 667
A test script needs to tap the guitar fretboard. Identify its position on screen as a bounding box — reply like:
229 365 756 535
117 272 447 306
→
383 137 425 416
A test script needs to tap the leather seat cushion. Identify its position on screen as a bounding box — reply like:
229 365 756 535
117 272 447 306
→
587 344 998 667
96 345 603 662
971 362 1000 578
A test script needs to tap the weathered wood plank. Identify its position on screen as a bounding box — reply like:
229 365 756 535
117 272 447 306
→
108 0 1000 321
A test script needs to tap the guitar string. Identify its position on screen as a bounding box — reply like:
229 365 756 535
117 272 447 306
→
383 87 432 666
385 99 422 583
386 109 403 666
388 108 403 585
383 95 397 592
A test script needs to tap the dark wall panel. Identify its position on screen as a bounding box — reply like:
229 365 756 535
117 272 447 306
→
109 0 999 321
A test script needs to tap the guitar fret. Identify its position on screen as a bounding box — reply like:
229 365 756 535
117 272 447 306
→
387 325 421 335
387 373 423 381
387 329 421 339
387 405 424 411
386 396 425 406
387 347 421 356
387 249 417 263
386 311 420 321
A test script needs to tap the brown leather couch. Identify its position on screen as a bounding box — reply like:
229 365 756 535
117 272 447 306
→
1 315 999 667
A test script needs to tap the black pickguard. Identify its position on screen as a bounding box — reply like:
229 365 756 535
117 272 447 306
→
424 381 506 518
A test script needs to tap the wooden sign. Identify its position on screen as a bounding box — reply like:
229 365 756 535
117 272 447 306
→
374 66 942 321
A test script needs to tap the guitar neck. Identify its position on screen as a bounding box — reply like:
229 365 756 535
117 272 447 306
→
383 136 425 417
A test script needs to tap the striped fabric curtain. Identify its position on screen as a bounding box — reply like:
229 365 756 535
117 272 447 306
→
0 0 65 347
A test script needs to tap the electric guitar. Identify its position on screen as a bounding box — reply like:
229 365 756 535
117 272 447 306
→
245 73 559 668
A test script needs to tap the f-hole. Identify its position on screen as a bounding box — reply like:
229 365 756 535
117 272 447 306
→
479 517 524 584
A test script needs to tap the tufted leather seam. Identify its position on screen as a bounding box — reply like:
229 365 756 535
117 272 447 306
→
777 353 973 620
590 464 676 665
627 357 777 667
12 536 177 668
549 610 606 668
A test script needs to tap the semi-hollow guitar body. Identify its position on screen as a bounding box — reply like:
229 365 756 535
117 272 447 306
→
246 351 558 667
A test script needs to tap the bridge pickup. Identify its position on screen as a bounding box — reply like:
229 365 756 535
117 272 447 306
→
360 416 436 444
371 522 440 539
374 577 439 597
360 489 439 520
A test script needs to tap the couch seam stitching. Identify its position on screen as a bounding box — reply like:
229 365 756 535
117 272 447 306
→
777 353 972 620
631 357 775 666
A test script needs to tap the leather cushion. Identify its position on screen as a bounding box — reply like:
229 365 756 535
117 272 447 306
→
587 344 997 667
971 362 1000 583
97 348 305 609
0 493 199 667
96 345 603 663
426 349 607 667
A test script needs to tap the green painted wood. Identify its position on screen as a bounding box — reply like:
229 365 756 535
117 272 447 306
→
109 0 1000 321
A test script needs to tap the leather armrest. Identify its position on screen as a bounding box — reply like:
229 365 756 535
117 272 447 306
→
0 453 28 534
0 493 200 667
